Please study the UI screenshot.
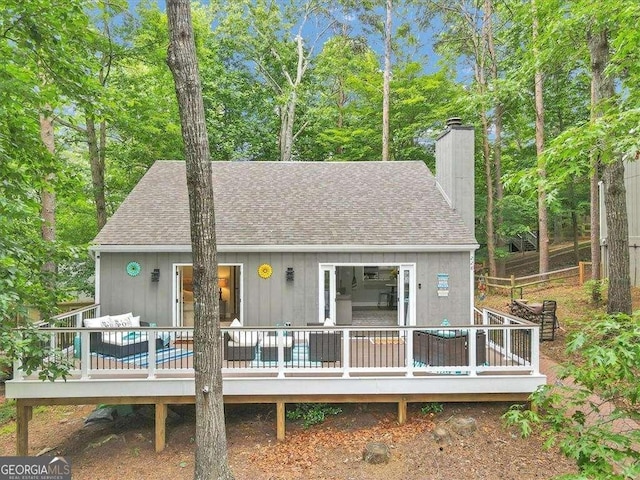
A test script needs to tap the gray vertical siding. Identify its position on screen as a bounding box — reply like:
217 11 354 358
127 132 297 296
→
98 250 473 327
626 159 640 286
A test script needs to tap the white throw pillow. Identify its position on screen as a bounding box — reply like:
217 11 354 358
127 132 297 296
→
83 316 110 328
106 313 133 327
229 318 242 343
130 316 141 327
110 312 132 320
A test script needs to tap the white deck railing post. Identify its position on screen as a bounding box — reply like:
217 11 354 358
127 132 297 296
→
342 329 350 378
49 328 56 352
80 330 90 379
405 327 414 377
468 328 477 376
277 330 285 378
530 326 540 374
147 328 157 378
504 318 512 362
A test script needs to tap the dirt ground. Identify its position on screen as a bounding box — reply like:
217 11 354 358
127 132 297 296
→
0 400 578 480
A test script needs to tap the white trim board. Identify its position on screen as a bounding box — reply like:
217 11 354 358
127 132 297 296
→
91 244 479 253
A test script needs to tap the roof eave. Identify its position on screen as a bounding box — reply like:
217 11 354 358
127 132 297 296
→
90 243 479 253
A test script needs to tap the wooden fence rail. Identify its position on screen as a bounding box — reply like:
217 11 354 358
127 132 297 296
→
477 262 593 299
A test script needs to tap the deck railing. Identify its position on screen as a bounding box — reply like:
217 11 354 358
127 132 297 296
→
12 306 540 382
40 304 101 353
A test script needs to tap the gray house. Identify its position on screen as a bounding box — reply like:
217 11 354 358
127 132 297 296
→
91 123 478 329
8 123 551 455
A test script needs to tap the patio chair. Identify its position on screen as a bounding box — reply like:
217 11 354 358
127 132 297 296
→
260 331 294 362
224 319 259 361
307 318 342 362
308 332 342 362
84 314 165 359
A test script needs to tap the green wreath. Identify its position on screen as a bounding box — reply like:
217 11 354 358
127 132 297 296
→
126 261 141 277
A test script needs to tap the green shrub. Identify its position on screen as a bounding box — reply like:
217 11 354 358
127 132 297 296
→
504 312 640 479
421 402 444 415
0 399 16 425
584 279 607 305
286 403 342 428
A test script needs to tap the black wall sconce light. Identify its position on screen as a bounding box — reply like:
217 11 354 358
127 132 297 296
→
151 268 160 282
286 267 294 282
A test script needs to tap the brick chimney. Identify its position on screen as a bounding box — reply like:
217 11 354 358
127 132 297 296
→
435 118 475 236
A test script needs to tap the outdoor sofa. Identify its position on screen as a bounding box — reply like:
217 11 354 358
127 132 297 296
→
83 313 165 358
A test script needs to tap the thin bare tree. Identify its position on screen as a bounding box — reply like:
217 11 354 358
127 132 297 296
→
166 1 234 478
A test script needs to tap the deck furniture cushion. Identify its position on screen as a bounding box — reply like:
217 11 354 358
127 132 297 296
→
83 315 111 328
107 312 135 326
261 335 294 348
84 314 165 359
260 334 294 362
101 331 150 346
229 318 243 343
227 331 260 347
84 313 138 328
223 331 258 361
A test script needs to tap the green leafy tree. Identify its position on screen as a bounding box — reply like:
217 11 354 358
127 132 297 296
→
532 0 636 313
215 0 336 161
505 312 640 479
1 0 99 320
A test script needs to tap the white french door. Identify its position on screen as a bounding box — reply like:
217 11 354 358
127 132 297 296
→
175 265 185 326
397 264 416 326
173 263 243 327
319 263 416 326
319 265 336 323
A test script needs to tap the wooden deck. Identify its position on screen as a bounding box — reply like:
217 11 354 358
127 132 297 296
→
6 306 546 454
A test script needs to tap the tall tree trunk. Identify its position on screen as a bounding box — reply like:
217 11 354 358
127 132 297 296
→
166 1 234 479
481 113 497 277
281 90 297 162
39 112 56 321
86 112 108 230
589 159 601 281
588 44 601 283
476 0 505 277
588 28 631 314
382 0 392 161
532 0 549 274
602 158 631 314
279 34 306 162
336 80 346 155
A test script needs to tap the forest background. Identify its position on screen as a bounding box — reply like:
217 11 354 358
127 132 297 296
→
1 0 639 321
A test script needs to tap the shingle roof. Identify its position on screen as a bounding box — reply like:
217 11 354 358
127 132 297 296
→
93 161 477 248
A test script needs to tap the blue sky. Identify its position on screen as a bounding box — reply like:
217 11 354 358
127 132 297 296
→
128 1 447 76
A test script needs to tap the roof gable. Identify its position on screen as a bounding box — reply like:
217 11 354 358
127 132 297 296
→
93 161 477 249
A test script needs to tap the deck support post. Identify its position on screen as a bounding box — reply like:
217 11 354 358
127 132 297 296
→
276 401 286 441
155 403 167 452
398 398 407 425
16 400 32 455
